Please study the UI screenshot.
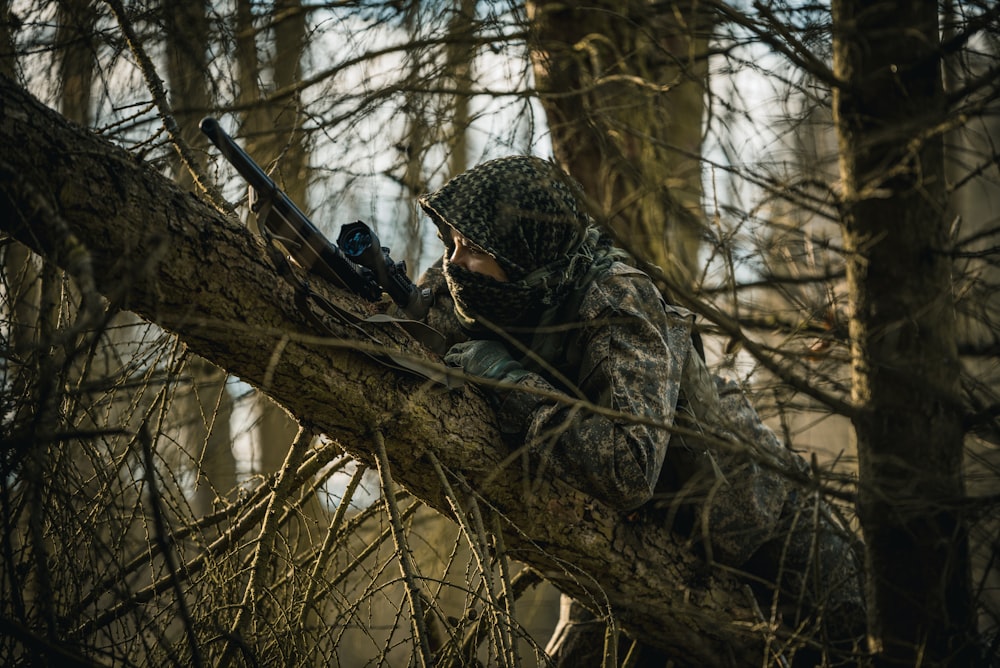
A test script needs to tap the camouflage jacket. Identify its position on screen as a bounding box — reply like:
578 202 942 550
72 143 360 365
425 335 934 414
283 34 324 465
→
420 258 865 628
495 262 691 511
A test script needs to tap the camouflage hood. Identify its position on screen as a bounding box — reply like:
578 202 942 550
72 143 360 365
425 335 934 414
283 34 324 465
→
418 155 592 281
419 156 621 329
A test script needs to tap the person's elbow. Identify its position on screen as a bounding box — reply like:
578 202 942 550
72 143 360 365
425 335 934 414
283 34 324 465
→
594 475 654 511
600 450 658 511
604 482 654 512
556 423 665 511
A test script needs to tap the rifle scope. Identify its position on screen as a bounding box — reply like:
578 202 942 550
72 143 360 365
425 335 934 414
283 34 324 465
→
337 222 432 320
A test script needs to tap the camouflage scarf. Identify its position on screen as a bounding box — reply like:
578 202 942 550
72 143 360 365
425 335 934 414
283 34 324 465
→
442 227 621 330
419 156 623 329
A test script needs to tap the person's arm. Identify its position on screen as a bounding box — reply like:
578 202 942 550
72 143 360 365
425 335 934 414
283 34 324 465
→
414 257 468 349
497 272 693 510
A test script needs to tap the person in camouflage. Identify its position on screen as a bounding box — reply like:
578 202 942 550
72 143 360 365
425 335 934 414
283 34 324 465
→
417 156 866 666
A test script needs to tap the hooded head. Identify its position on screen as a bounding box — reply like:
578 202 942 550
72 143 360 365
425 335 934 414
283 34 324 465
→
419 156 607 328
419 156 591 281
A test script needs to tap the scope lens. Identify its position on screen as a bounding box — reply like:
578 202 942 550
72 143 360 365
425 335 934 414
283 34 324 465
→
340 227 371 258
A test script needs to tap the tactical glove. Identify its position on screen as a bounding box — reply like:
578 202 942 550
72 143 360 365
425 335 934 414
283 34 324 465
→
444 340 529 385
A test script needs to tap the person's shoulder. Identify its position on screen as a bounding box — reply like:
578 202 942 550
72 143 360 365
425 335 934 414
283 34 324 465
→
579 262 693 322
579 262 660 317
591 260 655 288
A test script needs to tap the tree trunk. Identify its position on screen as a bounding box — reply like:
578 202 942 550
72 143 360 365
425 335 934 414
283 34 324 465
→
268 0 309 205
162 0 238 513
527 0 708 288
233 0 309 474
0 0 15 80
164 0 212 190
831 1 974 664
0 73 772 667
56 0 97 126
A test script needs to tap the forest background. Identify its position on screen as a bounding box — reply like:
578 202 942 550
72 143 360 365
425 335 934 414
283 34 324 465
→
0 1 998 666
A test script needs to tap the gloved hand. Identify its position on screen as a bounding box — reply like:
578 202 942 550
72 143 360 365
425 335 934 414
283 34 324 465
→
444 340 529 384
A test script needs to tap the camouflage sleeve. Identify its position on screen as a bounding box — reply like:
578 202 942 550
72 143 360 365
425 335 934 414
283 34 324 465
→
497 270 693 511
414 257 468 349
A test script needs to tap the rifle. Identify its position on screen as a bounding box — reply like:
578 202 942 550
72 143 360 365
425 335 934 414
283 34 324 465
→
199 117 433 321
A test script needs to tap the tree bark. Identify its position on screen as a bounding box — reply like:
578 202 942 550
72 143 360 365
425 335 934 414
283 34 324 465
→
0 74 769 666
831 1 974 664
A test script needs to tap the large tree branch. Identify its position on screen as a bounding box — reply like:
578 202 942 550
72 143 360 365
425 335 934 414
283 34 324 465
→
0 75 769 666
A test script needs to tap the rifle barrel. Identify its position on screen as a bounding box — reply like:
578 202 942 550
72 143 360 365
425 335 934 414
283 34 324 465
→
200 117 380 301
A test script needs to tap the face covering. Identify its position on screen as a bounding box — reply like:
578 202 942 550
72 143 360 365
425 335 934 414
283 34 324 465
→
419 156 622 329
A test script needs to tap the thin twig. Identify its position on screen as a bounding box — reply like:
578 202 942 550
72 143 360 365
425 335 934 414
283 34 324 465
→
218 426 312 668
372 428 433 668
297 463 367 629
68 439 345 629
313 498 419 605
139 418 203 668
103 0 232 214
491 512 520 668
466 485 515 664
427 453 512 665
